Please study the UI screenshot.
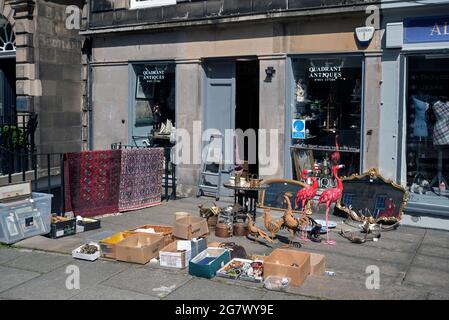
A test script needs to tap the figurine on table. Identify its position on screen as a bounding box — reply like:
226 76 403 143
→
152 104 162 130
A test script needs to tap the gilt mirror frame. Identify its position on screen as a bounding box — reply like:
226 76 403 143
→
336 168 409 224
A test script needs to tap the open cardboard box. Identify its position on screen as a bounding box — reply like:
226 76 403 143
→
159 240 192 269
264 249 311 287
310 253 326 275
99 231 137 259
173 216 209 240
189 247 231 279
116 233 165 265
129 224 174 246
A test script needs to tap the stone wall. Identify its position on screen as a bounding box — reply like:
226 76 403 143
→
34 0 84 154
87 0 380 29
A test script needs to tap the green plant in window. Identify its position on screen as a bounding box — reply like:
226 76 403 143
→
0 125 26 149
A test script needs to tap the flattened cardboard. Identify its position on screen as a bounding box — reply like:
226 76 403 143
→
116 233 165 265
264 249 311 287
173 216 209 240
159 241 192 269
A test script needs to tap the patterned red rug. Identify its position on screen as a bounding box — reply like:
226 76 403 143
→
118 148 163 212
64 150 122 217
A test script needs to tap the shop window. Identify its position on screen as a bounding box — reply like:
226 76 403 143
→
406 55 449 197
130 0 176 9
290 55 363 180
131 63 175 144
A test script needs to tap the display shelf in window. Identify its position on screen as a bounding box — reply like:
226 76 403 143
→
291 144 360 153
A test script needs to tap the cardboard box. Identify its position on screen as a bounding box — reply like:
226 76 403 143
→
189 247 231 279
208 242 222 248
263 249 311 287
0 182 32 202
99 231 137 259
173 216 209 240
217 258 264 283
173 237 207 259
129 224 174 246
116 233 165 265
310 253 326 276
159 240 192 269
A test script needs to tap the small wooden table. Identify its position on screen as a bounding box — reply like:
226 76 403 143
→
223 181 269 221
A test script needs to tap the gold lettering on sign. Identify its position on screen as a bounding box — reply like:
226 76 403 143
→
431 23 442 36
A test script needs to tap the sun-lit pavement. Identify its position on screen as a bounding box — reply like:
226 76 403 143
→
1 197 449 300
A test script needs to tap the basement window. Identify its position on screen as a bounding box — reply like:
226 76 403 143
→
130 0 177 9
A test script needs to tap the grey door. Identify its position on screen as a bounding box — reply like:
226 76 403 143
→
203 61 236 196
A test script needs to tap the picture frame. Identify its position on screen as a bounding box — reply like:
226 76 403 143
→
259 178 308 214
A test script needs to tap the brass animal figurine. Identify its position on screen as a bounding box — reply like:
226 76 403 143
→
247 214 274 244
281 193 308 246
263 208 284 241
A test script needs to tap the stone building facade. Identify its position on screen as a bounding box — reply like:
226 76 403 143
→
82 0 384 197
1 0 84 156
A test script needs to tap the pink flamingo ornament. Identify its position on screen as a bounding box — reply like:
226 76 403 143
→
317 164 345 245
295 170 319 212
330 134 340 166
295 169 312 209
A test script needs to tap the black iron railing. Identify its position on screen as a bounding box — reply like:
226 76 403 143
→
0 112 38 176
111 143 177 201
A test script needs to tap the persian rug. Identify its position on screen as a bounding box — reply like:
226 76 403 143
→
64 150 122 217
118 148 163 212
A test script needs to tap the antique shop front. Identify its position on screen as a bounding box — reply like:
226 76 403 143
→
287 54 366 186
82 1 383 197
383 10 449 225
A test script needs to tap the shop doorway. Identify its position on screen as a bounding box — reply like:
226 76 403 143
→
203 58 260 196
235 60 260 176
0 58 16 120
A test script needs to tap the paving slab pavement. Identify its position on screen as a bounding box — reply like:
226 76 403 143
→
0 265 40 293
0 248 28 265
1 196 449 300
102 266 192 299
0 257 131 300
163 278 266 300
3 250 73 274
69 284 158 300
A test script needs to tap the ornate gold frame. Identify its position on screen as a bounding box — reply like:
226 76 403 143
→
259 178 308 214
336 168 409 224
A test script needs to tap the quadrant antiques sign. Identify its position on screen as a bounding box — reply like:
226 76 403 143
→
404 16 449 44
142 66 166 83
308 66 343 82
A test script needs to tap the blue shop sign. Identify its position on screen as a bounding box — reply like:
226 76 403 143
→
404 16 449 44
